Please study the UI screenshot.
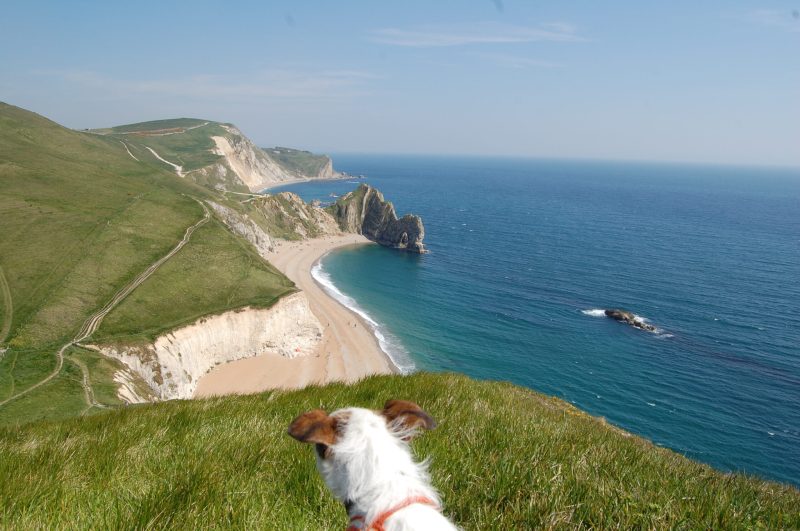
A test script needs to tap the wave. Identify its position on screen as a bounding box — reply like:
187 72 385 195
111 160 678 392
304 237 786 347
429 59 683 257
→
581 308 607 317
311 260 416 374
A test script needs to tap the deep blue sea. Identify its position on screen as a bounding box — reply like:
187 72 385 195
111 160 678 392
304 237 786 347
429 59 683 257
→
271 156 800 486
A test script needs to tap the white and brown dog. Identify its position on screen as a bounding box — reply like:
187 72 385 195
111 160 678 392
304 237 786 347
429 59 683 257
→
289 400 458 531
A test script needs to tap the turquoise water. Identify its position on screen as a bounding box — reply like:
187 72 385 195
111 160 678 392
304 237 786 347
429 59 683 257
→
271 156 800 486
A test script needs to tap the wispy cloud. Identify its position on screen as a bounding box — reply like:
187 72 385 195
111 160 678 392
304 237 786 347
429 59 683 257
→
741 9 800 33
32 68 377 100
368 22 584 47
474 52 563 69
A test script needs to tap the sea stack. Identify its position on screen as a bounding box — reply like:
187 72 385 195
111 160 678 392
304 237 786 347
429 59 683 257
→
328 184 427 253
604 309 657 333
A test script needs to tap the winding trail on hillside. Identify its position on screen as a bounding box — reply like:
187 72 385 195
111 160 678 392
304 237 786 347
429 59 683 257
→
144 147 184 177
0 201 210 408
119 141 139 161
0 266 12 345
116 121 209 137
69 357 104 415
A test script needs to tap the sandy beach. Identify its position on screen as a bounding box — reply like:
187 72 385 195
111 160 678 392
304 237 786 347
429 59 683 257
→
194 234 396 397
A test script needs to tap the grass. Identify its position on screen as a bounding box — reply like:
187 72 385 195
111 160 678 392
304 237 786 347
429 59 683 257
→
0 353 87 426
65 347 133 406
0 103 201 349
0 266 11 343
265 146 331 177
0 373 797 529
107 118 210 134
120 122 228 172
94 218 295 344
0 103 297 426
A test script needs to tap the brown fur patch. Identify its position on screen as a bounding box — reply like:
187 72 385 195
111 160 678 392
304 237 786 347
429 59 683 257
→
381 400 437 433
288 409 338 446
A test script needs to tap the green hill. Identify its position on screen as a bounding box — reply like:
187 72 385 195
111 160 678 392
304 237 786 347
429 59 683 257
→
0 373 797 529
264 146 334 179
90 119 340 193
0 103 295 425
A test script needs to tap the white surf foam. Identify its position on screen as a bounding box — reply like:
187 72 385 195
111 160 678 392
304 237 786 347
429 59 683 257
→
311 260 416 374
581 308 607 317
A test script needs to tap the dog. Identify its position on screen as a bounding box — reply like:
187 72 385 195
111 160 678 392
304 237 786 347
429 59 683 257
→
288 400 458 530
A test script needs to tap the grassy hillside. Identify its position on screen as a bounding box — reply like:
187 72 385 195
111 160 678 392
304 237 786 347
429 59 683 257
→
0 373 796 529
265 146 332 177
94 218 295 344
108 118 210 134
0 103 296 426
91 119 228 173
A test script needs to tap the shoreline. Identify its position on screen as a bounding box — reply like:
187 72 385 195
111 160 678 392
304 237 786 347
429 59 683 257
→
258 174 358 193
194 234 397 397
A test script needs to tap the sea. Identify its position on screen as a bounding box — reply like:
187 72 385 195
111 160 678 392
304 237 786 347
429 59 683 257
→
270 155 800 486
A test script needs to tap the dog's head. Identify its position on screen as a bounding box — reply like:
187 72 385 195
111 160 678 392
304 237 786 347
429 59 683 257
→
287 400 437 502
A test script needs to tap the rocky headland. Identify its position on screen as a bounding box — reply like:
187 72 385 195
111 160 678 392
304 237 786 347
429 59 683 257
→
327 184 426 253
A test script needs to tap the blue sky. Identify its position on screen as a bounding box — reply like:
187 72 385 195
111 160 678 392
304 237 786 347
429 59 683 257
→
1 1 798 166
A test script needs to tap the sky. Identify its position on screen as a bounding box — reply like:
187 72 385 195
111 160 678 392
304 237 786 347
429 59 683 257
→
1 1 798 167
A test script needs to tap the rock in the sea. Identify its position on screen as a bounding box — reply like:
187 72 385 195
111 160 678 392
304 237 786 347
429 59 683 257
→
328 184 426 253
604 309 657 333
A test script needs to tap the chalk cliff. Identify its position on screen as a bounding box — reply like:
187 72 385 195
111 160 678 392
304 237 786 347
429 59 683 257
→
98 293 322 400
211 126 340 192
250 192 342 240
208 200 275 255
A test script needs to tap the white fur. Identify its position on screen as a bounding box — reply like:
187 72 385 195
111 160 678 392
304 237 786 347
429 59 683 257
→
317 407 458 531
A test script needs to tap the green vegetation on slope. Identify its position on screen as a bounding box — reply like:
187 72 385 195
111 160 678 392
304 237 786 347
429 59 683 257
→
0 266 11 343
109 121 228 173
108 118 210 134
0 373 796 529
265 146 332 177
94 218 295 344
0 103 199 349
0 346 135 426
0 103 296 426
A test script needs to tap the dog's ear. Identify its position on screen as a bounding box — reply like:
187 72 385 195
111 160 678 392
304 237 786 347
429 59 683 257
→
288 409 338 446
382 400 437 437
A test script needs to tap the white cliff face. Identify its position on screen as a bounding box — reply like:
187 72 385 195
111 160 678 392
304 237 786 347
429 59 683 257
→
100 293 322 400
211 126 340 192
113 369 151 404
211 126 294 192
316 157 335 179
208 201 274 255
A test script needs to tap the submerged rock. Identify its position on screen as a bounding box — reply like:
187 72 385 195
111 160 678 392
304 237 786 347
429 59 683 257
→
327 184 426 253
604 309 657 333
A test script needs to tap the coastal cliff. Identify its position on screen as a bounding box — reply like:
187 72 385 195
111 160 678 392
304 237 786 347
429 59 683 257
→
250 192 341 240
245 186 426 253
327 184 426 253
89 118 341 193
210 126 341 192
96 293 322 400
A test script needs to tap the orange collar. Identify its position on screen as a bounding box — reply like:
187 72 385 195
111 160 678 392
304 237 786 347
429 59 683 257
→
346 496 439 531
